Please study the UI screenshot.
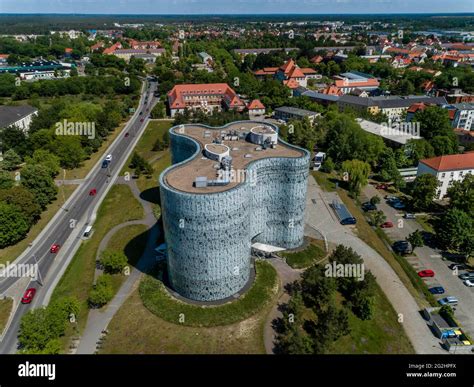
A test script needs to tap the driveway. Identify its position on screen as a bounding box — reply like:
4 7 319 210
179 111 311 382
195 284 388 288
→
305 176 444 354
363 184 474 338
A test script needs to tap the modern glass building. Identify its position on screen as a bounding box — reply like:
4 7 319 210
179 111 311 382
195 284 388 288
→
159 121 310 301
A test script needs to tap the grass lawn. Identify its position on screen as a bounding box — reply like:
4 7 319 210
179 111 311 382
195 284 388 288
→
328 284 415 354
338 189 432 308
0 185 77 265
104 224 149 294
281 238 327 269
312 171 337 192
140 260 279 327
99 286 273 354
50 184 144 334
416 215 436 234
0 297 13 335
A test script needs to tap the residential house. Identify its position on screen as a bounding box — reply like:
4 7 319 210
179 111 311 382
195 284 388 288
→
417 153 474 199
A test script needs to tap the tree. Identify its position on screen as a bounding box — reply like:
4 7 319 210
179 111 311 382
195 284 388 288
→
0 202 30 248
368 210 386 227
88 274 114 308
436 208 473 261
378 148 404 188
407 230 424 252
20 163 58 209
301 265 337 310
311 305 350 354
341 159 371 196
447 174 474 217
320 157 334 173
150 102 166 119
370 196 381 206
411 174 438 210
0 186 41 223
25 149 60 177
1 149 22 170
0 170 14 189
100 250 128 274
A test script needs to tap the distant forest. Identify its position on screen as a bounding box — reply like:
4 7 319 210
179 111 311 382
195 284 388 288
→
0 13 473 34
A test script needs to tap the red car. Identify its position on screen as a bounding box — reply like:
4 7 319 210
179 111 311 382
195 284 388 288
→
89 188 97 196
381 221 394 228
140 118 144 122
418 270 435 278
125 132 130 138
21 288 36 304
376 184 389 190
50 244 60 254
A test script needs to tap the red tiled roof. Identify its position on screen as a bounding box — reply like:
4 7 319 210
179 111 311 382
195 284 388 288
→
283 79 300 89
279 59 296 74
287 66 306 79
420 153 474 172
247 99 265 110
301 68 317 75
335 78 380 88
407 102 427 113
167 83 245 110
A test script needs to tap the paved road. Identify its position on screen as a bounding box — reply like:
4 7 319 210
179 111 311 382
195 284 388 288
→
363 184 474 338
0 80 159 354
305 176 445 354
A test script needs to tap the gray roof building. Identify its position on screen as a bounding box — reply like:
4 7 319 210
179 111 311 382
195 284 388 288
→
0 105 38 129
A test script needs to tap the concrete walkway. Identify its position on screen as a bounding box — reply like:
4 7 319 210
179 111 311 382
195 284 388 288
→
76 178 159 354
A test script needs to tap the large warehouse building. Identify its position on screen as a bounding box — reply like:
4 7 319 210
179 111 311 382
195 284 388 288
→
159 121 310 301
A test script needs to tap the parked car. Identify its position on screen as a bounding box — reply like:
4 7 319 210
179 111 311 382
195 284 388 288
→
50 244 60 254
391 201 406 210
463 280 474 287
21 288 36 304
438 297 459 306
449 263 468 271
381 221 394 228
376 183 389 190
429 286 445 294
362 202 377 212
385 195 398 201
418 269 435 278
392 240 413 255
459 272 474 280
404 213 416 219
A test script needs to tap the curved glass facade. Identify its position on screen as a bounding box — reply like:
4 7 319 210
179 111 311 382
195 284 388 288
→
159 121 309 301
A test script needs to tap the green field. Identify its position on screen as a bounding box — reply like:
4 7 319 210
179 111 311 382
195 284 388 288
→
0 297 13 335
140 260 279 327
281 239 327 269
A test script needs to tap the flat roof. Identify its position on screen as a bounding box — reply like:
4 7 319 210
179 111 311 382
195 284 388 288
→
163 122 304 194
357 119 422 145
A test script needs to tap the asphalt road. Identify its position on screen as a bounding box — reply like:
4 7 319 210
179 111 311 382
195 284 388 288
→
0 80 158 354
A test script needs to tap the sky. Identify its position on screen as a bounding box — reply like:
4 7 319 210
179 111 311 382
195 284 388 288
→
0 0 473 15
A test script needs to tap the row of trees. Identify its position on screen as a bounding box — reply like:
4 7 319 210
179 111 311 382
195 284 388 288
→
18 297 80 354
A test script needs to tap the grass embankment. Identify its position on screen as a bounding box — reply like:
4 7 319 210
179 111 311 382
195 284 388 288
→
50 184 144 333
328 284 415 354
105 224 149 293
99 260 279 354
281 238 327 269
140 260 278 327
0 297 13 335
0 185 77 265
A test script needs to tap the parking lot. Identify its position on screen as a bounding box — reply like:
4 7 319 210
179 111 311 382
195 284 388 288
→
363 184 474 337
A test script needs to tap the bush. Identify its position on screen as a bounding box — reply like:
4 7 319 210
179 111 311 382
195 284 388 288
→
100 250 128 274
88 274 114 308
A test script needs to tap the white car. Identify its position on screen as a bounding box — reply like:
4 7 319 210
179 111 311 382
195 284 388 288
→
464 279 474 287
105 154 113 162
